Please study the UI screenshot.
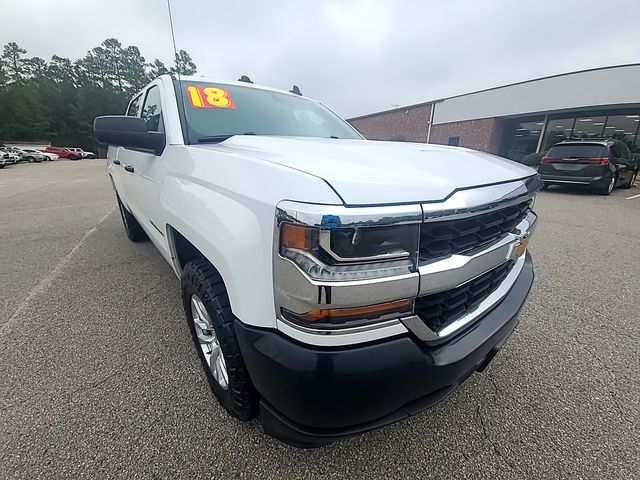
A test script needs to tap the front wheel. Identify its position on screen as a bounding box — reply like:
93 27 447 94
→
26 156 35 163
623 171 637 189
181 258 258 421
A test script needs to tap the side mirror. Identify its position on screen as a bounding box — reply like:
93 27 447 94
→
93 116 165 155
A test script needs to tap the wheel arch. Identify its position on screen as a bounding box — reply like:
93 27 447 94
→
167 225 206 275
166 225 235 306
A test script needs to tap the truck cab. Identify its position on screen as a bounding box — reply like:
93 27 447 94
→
94 74 540 447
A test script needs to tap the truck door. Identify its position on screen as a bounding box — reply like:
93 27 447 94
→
119 84 167 248
110 93 143 210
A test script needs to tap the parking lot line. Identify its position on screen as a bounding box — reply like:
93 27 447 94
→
625 193 640 200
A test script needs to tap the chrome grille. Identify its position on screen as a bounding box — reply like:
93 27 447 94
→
419 200 532 262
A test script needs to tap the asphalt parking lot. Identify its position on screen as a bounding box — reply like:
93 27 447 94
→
1 160 638 479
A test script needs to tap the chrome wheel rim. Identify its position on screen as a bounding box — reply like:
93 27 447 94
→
190 294 229 390
608 176 615 193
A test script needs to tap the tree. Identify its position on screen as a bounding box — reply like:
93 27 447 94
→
148 59 169 79
1 42 28 84
172 50 196 75
47 55 76 86
121 46 148 93
26 57 47 78
0 39 196 148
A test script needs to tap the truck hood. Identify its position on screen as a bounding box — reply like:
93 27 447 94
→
195 136 536 205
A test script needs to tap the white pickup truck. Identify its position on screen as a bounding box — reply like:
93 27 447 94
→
94 74 540 447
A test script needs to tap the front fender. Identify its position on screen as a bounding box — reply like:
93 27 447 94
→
160 175 277 328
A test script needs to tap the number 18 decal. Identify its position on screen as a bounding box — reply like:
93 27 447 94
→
185 85 236 109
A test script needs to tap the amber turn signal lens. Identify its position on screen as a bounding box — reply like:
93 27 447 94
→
513 237 530 258
283 298 414 324
280 223 316 251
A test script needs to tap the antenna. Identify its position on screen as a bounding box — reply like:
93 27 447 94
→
166 0 190 144
167 0 180 77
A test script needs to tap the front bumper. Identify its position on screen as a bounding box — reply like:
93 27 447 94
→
235 252 534 447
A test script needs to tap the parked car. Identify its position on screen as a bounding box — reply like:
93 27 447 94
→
539 139 638 194
0 147 20 164
19 148 50 162
0 152 11 168
10 148 45 163
67 147 96 159
41 145 81 160
39 151 59 161
94 75 540 447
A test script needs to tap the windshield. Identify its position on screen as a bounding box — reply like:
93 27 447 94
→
178 81 362 143
547 144 607 158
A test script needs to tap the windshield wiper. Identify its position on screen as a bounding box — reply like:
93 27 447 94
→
197 132 256 144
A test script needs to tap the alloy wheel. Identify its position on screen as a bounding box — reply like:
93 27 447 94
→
190 294 229 390
607 176 615 194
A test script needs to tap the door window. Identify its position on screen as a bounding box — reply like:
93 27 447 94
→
610 144 620 160
141 86 164 132
127 94 143 117
620 143 631 160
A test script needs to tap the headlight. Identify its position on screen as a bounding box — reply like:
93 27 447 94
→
277 209 421 282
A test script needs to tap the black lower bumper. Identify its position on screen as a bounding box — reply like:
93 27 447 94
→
235 253 534 447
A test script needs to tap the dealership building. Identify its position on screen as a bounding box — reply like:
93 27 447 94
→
348 64 640 161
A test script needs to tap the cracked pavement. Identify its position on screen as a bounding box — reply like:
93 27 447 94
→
1 160 638 479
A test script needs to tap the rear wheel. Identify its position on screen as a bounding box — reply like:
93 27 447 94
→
541 183 550 191
116 195 147 242
181 258 258 421
600 175 616 195
623 171 637 189
26 156 35 163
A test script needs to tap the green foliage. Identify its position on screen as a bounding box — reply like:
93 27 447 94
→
520 152 544 168
0 39 197 148
172 50 196 75
148 59 169 79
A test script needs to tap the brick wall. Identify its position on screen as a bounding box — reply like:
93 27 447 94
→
349 104 432 143
430 118 504 154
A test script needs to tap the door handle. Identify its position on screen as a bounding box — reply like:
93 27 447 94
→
124 165 134 173
113 159 121 165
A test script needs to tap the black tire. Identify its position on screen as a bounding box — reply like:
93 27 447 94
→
623 171 637 189
0 165 4 169
541 183 550 191
181 258 258 421
26 156 35 163
116 195 147 242
600 174 617 195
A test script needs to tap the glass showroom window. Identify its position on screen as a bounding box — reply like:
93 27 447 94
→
541 117 575 151
500 118 544 161
572 116 606 139
605 115 640 152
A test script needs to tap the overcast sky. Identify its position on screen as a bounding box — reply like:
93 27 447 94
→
1 0 639 118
